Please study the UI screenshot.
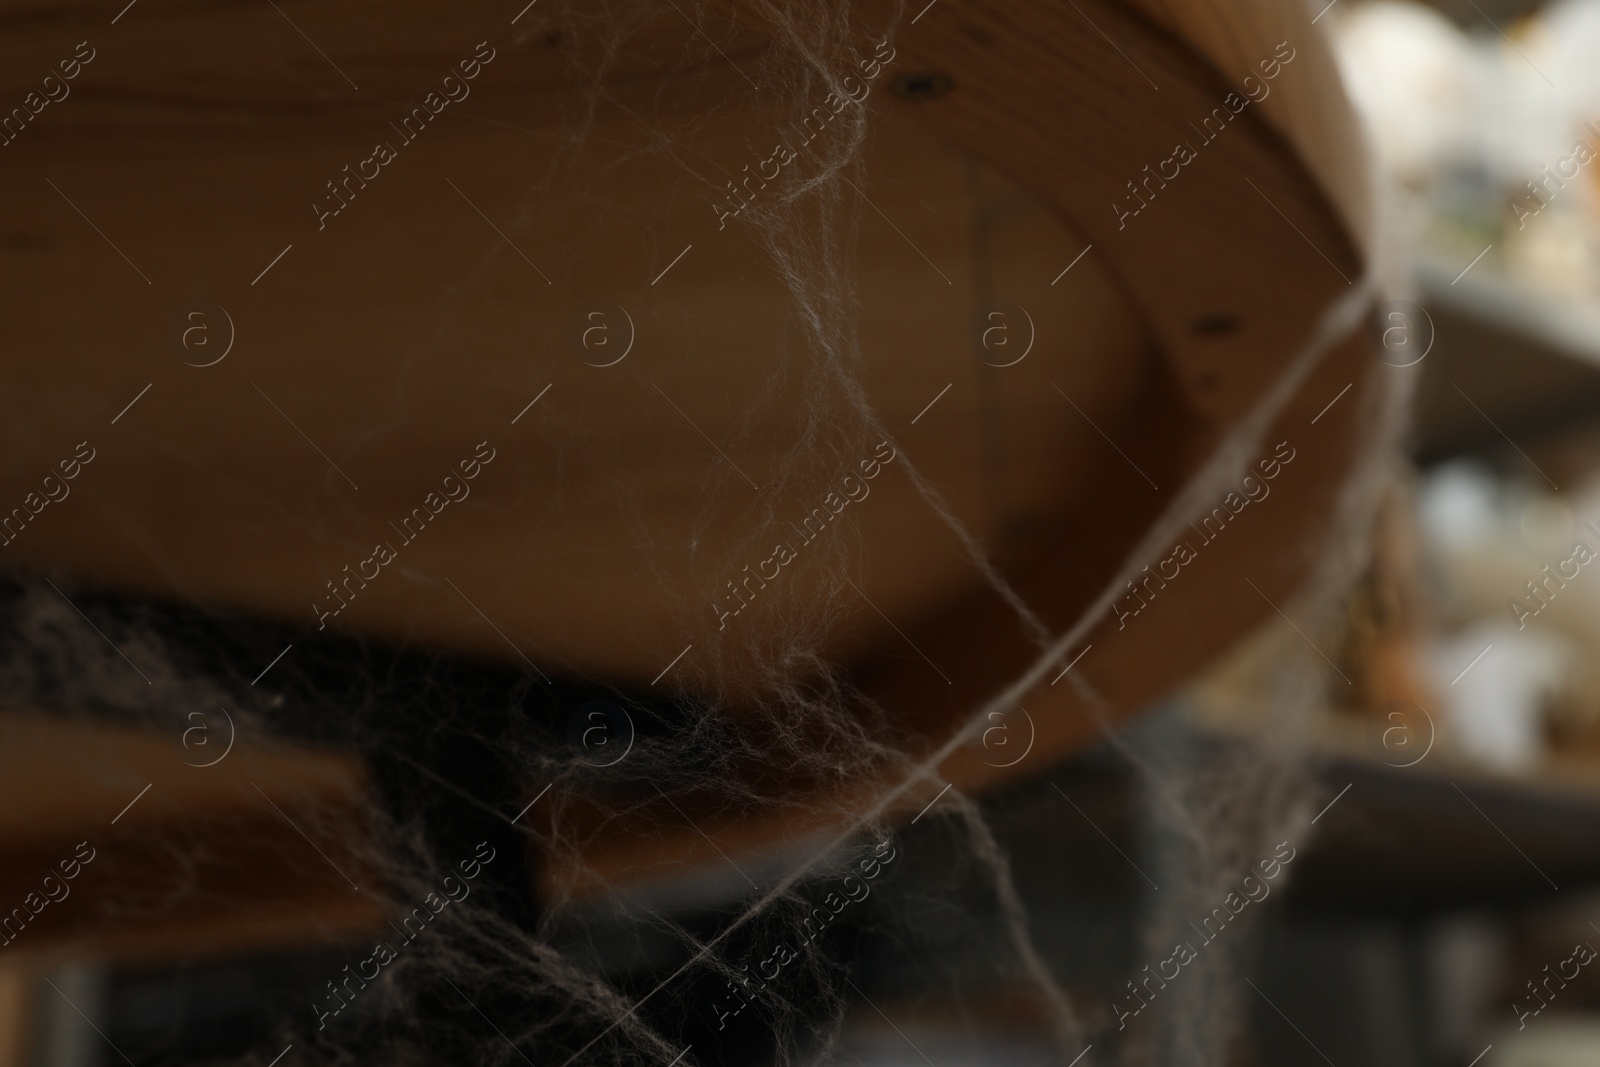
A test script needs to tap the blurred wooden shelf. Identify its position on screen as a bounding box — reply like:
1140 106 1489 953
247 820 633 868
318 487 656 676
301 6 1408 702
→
1420 256 1600 371
1413 254 1600 462
1181 698 1600 911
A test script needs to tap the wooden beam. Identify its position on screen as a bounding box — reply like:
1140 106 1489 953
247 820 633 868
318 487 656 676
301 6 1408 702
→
0 715 384 963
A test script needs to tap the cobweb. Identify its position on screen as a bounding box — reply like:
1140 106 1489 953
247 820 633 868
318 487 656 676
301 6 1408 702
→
1 2 1409 1065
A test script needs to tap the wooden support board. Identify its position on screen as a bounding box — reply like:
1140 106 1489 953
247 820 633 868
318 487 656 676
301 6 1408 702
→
0 714 381 963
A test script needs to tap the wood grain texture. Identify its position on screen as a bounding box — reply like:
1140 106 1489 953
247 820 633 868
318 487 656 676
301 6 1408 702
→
866 0 1366 421
1131 0 1375 248
0 0 1381 907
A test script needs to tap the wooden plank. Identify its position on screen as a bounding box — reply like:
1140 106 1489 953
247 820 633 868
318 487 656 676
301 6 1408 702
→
0 715 384 962
0 964 31 1067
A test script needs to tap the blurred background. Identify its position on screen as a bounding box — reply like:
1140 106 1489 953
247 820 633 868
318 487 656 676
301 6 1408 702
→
11 0 1600 1064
